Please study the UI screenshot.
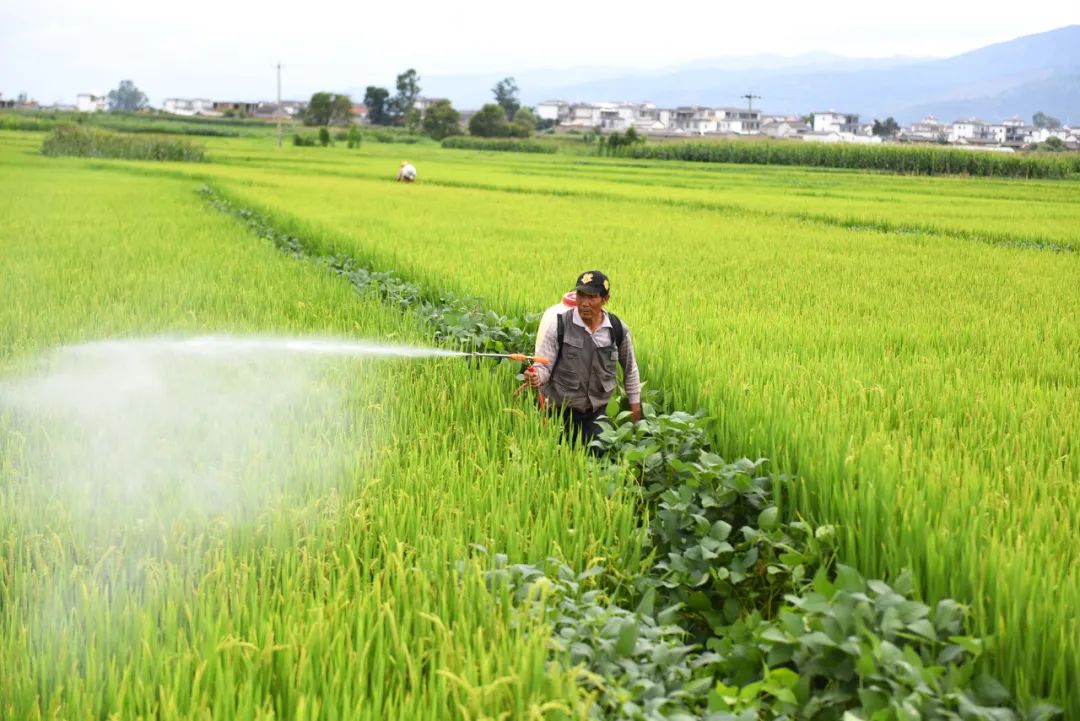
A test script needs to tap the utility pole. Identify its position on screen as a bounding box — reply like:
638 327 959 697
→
276 63 283 149
741 93 762 132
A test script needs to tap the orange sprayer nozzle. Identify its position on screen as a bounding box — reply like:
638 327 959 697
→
507 353 549 365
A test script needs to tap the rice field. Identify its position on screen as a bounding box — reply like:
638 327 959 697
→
0 137 638 718
1 128 1078 717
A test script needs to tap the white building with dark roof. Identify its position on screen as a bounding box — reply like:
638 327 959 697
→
163 98 215 116
813 111 859 134
715 107 761 134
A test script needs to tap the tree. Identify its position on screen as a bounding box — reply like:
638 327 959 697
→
107 80 148 112
331 94 353 125
304 92 334 125
304 92 351 125
346 124 363 148
1033 111 1062 129
872 117 900 137
1039 136 1066 152
469 104 509 137
389 68 420 125
492 77 520 119
507 107 536 138
513 107 537 128
405 107 423 134
422 99 462 140
364 86 391 125
318 127 331 146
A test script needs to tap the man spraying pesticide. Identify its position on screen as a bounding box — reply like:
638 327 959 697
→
527 270 642 453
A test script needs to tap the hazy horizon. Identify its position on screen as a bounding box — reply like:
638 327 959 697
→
2 0 1077 107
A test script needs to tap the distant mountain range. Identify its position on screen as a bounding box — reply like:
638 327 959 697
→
418 26 1080 124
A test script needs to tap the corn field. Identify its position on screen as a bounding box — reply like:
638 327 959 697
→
616 138 1080 178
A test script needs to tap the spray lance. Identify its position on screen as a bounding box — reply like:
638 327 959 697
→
466 352 551 408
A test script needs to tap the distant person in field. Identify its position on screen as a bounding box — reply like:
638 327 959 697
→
397 161 416 183
529 270 642 453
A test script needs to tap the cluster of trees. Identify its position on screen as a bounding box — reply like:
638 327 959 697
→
310 73 545 140
468 78 539 138
302 69 423 128
363 68 421 128
102 74 547 143
107 80 149 112
872 117 900 137
303 93 352 125
1032 111 1062 129
602 126 645 150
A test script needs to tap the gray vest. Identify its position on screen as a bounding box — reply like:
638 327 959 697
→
544 311 620 412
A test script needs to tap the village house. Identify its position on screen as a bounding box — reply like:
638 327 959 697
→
163 98 215 116
812 111 859 134
250 100 306 119
948 118 996 143
537 99 766 135
1028 126 1072 144
212 100 259 116
761 119 811 138
76 93 107 113
715 107 762 134
905 115 947 141
632 103 672 133
536 100 569 124
671 106 717 134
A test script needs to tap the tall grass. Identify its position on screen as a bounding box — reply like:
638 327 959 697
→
1 109 279 136
40 125 207 162
442 136 557 153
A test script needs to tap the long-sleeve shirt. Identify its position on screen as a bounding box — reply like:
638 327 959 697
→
533 308 641 404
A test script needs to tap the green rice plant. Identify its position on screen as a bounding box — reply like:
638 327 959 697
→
190 139 1080 251
9 131 1077 716
188 140 1078 714
0 143 642 719
40 124 207 162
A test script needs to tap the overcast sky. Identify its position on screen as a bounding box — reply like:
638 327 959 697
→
2 0 1077 106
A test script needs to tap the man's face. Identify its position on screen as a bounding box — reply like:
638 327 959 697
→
575 291 607 322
